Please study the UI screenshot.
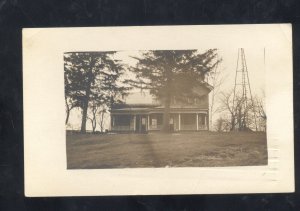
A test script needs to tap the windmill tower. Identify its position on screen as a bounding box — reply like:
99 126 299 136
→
232 48 257 131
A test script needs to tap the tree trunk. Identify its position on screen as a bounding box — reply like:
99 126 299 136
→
230 115 235 131
162 67 172 133
238 109 242 131
92 108 97 133
100 111 105 132
162 96 171 132
65 98 70 125
92 119 96 133
65 108 70 125
80 80 92 133
81 99 89 133
80 56 96 133
65 98 73 125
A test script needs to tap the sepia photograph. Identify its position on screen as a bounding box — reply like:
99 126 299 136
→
23 25 293 196
65 48 267 169
1 0 299 208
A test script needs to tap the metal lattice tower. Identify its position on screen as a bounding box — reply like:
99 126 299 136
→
232 48 257 131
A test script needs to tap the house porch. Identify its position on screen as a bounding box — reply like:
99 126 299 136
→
111 112 208 132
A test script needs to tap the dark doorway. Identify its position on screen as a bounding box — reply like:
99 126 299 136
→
135 115 147 133
169 117 174 132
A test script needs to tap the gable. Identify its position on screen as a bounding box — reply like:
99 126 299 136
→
191 82 213 97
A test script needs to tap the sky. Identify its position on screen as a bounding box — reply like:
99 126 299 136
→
67 48 266 131
117 48 265 94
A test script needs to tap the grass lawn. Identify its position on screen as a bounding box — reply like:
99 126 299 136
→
66 132 268 169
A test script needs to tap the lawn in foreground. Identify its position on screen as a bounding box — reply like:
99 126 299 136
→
66 132 267 169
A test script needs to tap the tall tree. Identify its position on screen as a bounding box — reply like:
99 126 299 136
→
64 52 128 133
128 49 221 132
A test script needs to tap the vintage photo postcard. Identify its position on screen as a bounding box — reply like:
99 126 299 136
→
23 24 294 196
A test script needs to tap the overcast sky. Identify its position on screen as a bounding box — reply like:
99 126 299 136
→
115 48 265 100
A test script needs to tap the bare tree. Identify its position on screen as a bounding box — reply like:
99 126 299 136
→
207 64 227 130
98 106 107 133
214 117 230 132
218 89 255 131
253 92 266 132
65 96 76 125
87 102 108 133
218 90 236 131
64 76 80 125
87 100 98 133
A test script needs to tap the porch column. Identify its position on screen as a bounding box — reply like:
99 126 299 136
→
111 115 115 131
147 115 150 130
133 115 136 132
110 115 113 130
204 114 207 129
178 113 181 131
112 115 115 126
196 113 199 131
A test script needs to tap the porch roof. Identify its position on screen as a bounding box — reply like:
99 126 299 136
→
110 106 208 114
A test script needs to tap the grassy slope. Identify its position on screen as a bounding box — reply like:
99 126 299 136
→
66 132 268 169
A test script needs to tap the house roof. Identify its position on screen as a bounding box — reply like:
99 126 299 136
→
190 82 213 97
201 81 214 91
112 82 212 111
123 91 155 105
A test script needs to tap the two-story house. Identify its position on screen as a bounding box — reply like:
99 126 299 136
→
110 82 212 133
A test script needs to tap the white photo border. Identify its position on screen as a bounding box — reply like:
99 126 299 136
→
23 24 294 196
